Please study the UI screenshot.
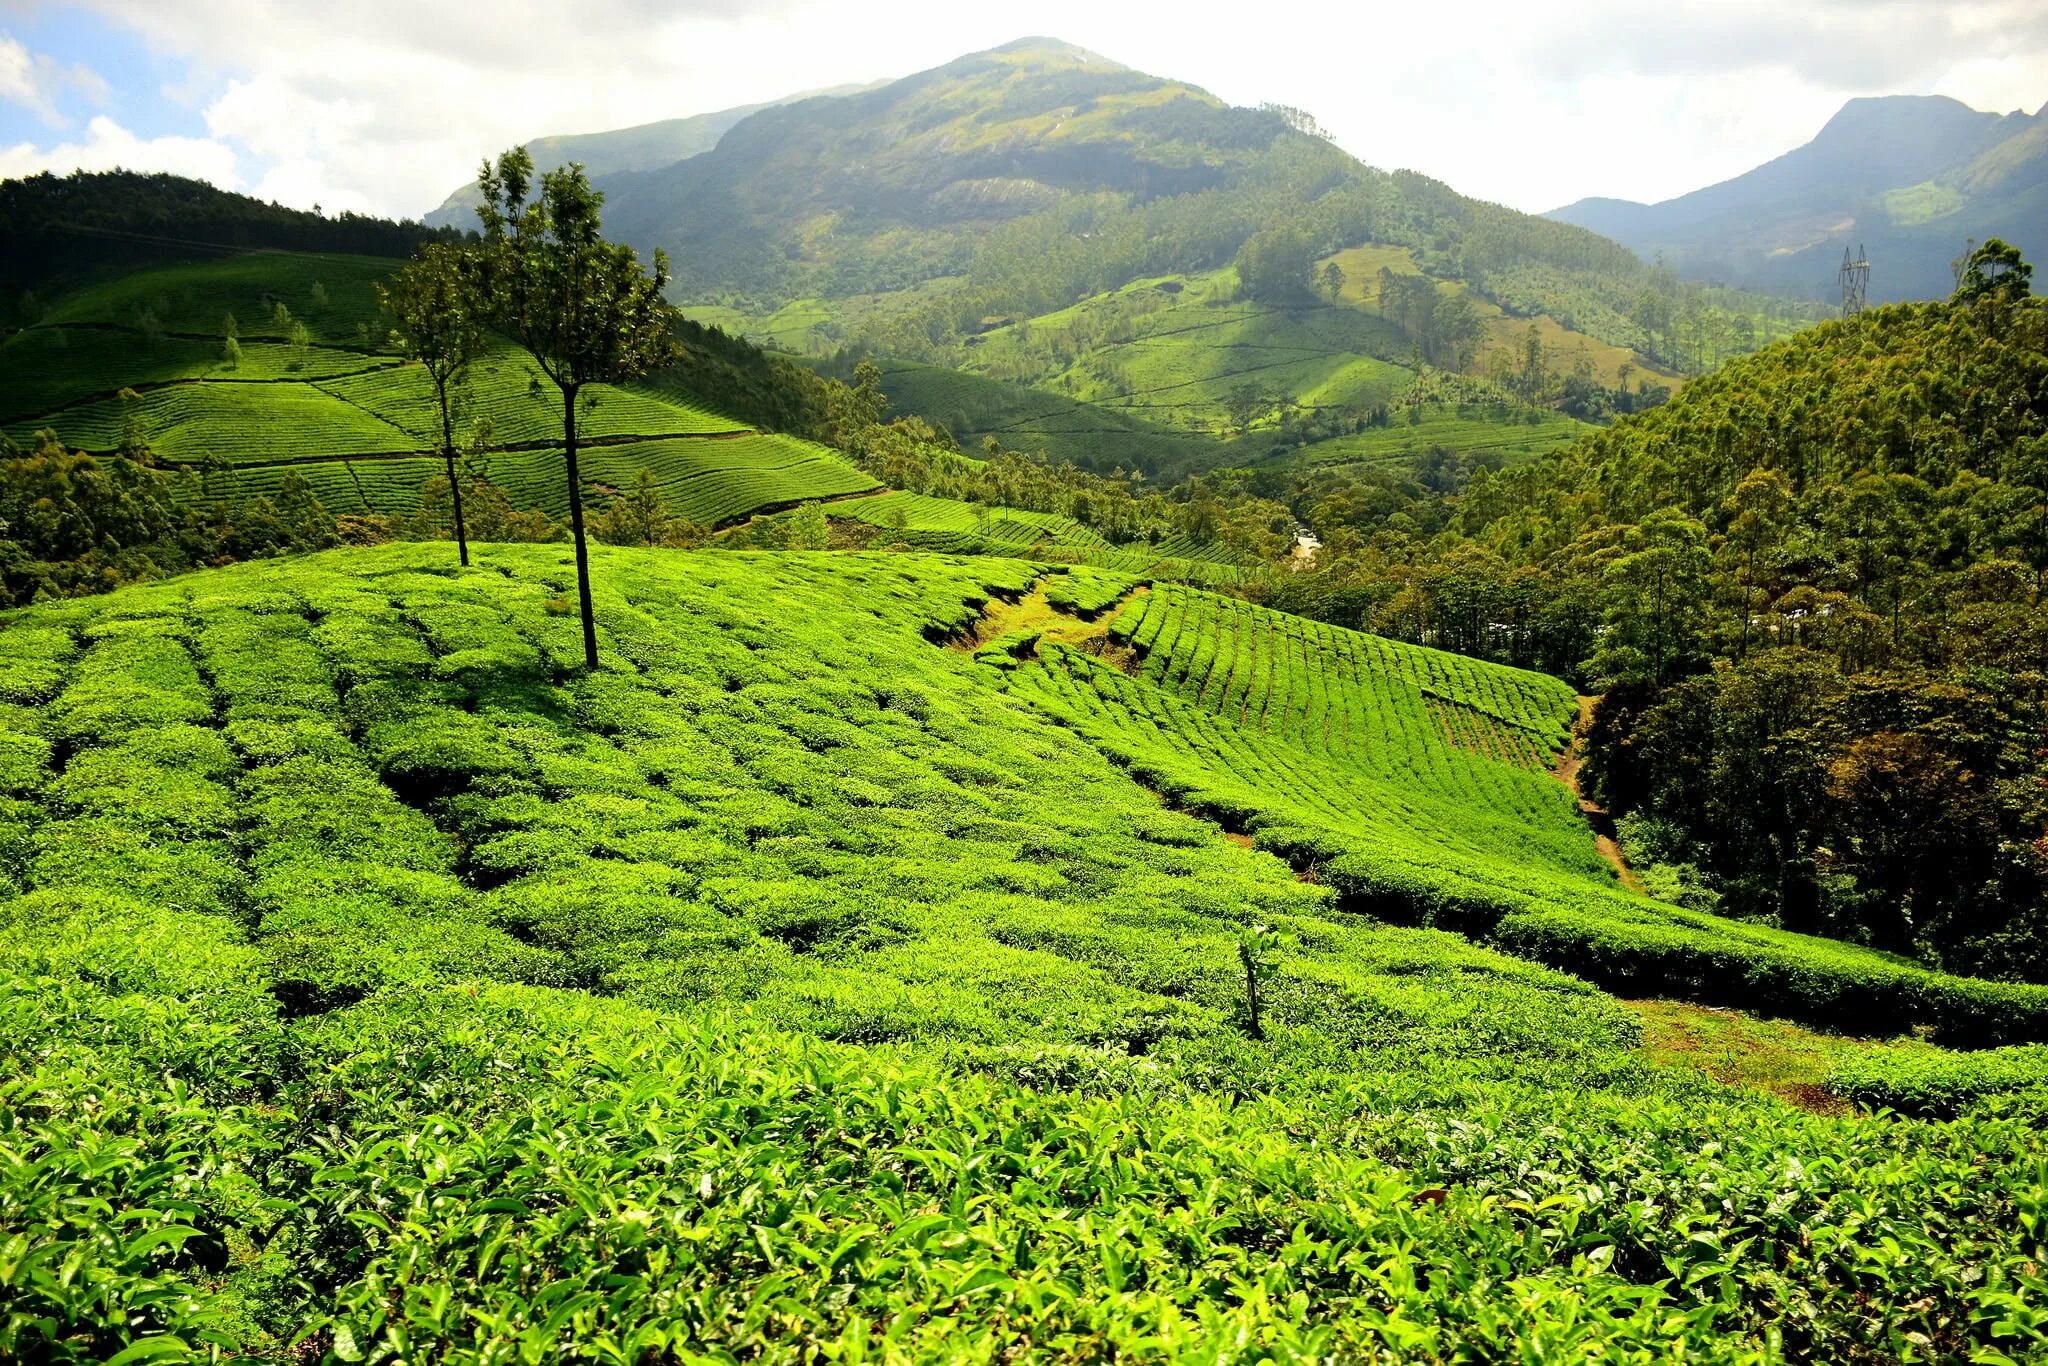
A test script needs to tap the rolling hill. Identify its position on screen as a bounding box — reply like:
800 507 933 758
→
5 540 2047 1359
1550 94 2048 302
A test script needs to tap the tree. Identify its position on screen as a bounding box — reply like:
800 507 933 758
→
1223 383 1267 437
593 466 672 547
1432 292 1480 371
1596 510 1711 686
1952 239 2032 304
1319 260 1346 303
790 500 830 550
379 242 489 566
1234 228 1315 306
475 147 681 669
1720 467 1794 659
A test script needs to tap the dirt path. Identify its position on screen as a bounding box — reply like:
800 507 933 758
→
1553 695 1643 893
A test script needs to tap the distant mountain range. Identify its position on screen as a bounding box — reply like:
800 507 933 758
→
1549 94 2048 302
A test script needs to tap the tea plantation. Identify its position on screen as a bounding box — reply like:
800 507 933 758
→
0 253 876 526
2 542 2045 1361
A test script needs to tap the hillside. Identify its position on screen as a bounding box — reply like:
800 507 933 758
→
811 356 1233 477
1256 283 2048 982
5 540 2048 1359
0 252 878 526
1550 94 2048 302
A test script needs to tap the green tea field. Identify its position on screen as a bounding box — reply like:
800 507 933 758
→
4 542 2044 1360
0 253 877 527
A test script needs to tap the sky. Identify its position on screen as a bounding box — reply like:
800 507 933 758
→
2 0 2045 221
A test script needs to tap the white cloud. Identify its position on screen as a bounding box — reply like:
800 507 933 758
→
0 113 240 184
0 30 111 127
35 0 2048 217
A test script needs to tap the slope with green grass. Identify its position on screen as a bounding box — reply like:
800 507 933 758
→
836 358 1233 477
2 543 2045 1360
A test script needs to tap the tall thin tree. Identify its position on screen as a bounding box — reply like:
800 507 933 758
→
475 147 680 668
379 243 488 565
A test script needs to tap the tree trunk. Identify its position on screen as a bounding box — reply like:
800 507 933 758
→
436 376 468 567
563 387 598 670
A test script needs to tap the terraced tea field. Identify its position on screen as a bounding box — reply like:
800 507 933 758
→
859 359 1233 475
4 544 2045 1361
1 253 876 527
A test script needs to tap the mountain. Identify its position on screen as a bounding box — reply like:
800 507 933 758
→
587 35 1665 320
420 81 885 230
548 37 1818 474
1549 94 2048 302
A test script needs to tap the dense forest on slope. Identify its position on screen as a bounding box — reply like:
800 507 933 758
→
1255 269 2047 977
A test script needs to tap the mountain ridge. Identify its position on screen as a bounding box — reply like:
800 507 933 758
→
420 80 888 229
1547 92 2046 301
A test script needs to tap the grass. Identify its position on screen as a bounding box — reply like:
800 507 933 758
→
1 542 2045 1360
967 269 1415 434
1629 999 1900 1111
857 358 1232 476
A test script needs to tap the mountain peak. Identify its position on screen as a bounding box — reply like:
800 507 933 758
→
961 36 1126 70
1811 93 1990 148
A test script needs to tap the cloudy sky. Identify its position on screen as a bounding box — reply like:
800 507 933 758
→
3 0 2045 221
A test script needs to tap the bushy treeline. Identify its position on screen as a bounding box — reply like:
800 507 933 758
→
1250 277 2048 978
0 170 464 312
0 428 367 604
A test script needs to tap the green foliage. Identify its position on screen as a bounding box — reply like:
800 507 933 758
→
1952 237 2034 303
0 168 461 300
1234 227 1316 306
